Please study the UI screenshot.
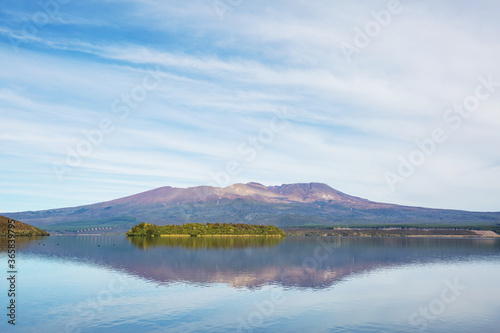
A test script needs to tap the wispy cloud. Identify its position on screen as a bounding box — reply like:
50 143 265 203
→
1 0 499 212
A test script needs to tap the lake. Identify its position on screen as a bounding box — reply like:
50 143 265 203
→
1 235 500 332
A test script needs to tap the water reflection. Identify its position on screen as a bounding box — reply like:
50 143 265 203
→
0 236 47 252
18 236 500 289
128 235 285 249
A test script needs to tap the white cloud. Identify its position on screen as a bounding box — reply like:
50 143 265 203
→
1 0 499 211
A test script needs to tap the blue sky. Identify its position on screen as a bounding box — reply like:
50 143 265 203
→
1 0 499 212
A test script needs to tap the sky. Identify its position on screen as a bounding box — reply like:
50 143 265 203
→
1 0 499 212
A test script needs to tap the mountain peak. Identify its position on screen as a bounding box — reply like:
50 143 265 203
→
267 182 353 203
3 182 499 232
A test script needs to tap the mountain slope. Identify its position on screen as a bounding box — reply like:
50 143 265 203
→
2 183 500 232
0 215 50 236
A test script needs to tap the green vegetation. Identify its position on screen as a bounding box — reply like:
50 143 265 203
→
285 224 500 233
284 224 500 237
126 222 287 237
0 215 50 236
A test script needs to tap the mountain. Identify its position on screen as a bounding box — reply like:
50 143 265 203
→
0 215 50 236
2 182 500 232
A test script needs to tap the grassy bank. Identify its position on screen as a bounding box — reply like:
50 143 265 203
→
0 215 50 236
284 224 500 237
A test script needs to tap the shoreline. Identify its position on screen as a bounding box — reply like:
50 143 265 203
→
284 227 500 238
158 234 284 237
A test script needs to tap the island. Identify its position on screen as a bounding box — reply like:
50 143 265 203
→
126 222 287 237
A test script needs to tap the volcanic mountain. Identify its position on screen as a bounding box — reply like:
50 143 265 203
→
3 183 500 232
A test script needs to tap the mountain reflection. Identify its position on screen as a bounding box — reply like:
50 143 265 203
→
128 235 284 249
17 236 500 289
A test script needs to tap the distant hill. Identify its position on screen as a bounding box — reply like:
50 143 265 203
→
0 215 50 236
2 182 500 232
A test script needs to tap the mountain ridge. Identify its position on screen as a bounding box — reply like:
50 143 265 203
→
2 182 499 232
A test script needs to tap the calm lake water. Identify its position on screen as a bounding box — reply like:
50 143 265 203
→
1 235 500 332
